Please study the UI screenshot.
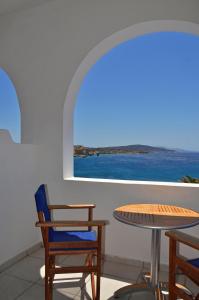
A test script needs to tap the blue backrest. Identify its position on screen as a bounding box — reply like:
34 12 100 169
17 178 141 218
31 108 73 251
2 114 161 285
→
35 184 51 222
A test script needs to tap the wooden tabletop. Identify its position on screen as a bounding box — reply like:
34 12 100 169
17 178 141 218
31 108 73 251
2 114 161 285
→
114 204 199 230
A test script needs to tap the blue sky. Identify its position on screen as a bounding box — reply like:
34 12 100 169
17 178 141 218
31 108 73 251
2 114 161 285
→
0 69 20 142
74 32 199 151
0 32 199 150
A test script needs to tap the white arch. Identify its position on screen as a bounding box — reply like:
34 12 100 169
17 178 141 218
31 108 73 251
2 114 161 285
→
63 20 199 179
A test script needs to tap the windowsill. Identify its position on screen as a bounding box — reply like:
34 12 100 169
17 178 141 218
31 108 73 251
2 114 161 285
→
64 176 199 188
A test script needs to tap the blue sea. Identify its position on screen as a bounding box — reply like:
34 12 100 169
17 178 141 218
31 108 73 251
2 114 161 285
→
74 151 199 182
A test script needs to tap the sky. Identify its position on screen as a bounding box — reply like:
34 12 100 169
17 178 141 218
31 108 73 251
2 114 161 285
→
74 32 199 151
0 69 20 142
0 32 199 150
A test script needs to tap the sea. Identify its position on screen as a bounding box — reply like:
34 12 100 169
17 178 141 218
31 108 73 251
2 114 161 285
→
74 151 199 182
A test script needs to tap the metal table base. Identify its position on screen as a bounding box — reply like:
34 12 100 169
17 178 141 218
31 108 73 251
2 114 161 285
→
151 229 161 288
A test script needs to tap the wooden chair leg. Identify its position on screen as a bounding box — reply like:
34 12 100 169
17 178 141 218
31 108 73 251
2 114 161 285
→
96 226 102 300
45 272 50 300
49 276 53 300
96 253 101 300
49 256 55 300
169 239 177 300
195 293 199 300
89 254 96 300
96 269 101 300
45 253 52 300
85 254 91 266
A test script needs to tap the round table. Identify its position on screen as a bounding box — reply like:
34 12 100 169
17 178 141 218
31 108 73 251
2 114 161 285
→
113 204 199 289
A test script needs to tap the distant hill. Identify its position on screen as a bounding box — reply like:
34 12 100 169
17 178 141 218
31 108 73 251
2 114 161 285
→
89 144 172 152
74 144 174 157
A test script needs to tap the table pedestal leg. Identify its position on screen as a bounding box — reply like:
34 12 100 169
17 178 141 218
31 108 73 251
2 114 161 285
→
150 229 161 288
113 229 162 299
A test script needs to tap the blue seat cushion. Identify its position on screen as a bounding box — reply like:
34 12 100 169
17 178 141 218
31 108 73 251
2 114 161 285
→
49 230 97 250
188 258 199 268
35 184 51 222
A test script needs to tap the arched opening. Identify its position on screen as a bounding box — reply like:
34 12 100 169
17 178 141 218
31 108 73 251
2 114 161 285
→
0 68 21 143
63 20 199 182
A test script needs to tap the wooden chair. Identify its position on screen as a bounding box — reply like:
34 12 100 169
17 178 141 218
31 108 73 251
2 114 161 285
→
35 184 107 300
165 230 199 300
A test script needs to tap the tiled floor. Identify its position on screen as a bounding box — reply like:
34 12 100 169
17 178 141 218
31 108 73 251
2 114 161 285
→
0 247 198 299
0 247 135 300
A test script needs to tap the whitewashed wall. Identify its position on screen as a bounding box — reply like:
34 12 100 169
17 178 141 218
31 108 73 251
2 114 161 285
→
45 180 199 265
0 0 198 265
0 130 40 265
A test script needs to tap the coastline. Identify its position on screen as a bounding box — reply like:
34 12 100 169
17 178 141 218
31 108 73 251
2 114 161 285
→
74 144 174 158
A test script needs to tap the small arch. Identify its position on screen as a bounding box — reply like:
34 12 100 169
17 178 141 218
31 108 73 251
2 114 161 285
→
63 20 199 179
0 68 21 143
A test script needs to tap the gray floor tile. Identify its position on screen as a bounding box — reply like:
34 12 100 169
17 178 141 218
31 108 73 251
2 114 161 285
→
79 275 132 300
159 271 168 282
61 254 88 266
103 260 142 281
16 283 77 300
0 273 32 300
28 247 45 260
29 247 66 264
56 282 84 300
4 256 44 282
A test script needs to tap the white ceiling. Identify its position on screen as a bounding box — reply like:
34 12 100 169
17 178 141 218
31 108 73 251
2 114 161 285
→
0 0 51 16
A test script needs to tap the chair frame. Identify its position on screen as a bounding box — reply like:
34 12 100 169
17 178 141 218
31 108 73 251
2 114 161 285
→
36 201 106 300
165 230 199 300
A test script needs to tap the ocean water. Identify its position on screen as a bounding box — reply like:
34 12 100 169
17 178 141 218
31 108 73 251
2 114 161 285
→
74 151 199 182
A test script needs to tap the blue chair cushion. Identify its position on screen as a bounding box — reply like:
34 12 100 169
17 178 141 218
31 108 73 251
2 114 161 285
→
35 184 51 222
188 258 199 268
49 230 97 250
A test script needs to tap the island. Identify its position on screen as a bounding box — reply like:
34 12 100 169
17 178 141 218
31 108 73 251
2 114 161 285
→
74 144 173 157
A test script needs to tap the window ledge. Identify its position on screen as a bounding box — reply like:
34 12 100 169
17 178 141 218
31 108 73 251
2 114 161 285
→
64 176 199 188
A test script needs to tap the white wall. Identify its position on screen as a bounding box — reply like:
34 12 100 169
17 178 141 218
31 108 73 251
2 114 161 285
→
0 0 199 265
46 179 199 265
0 131 40 265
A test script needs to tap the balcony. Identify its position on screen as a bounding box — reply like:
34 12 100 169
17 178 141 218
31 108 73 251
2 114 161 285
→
0 0 199 299
1 131 198 298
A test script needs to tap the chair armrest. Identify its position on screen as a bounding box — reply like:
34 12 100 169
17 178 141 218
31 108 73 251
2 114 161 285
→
36 220 108 227
165 230 199 251
48 204 96 210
